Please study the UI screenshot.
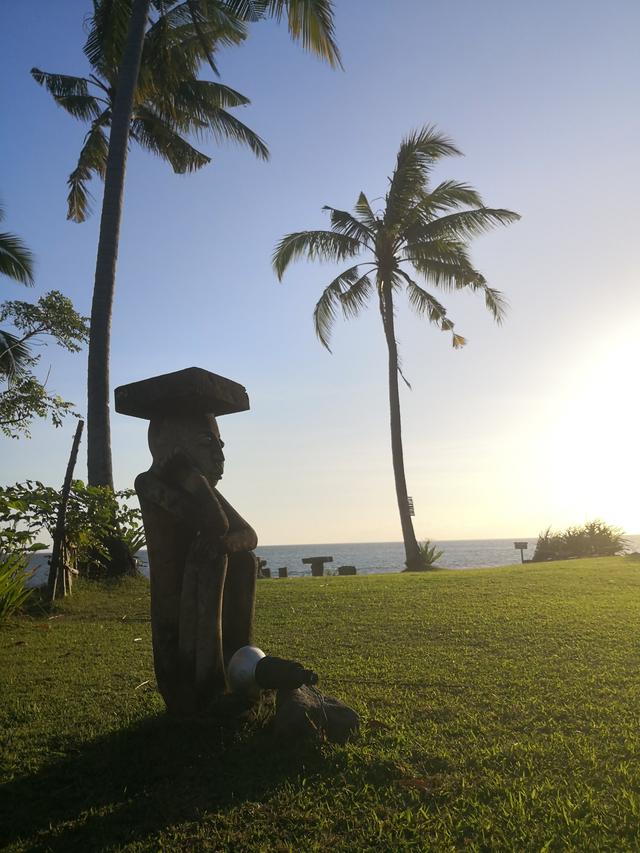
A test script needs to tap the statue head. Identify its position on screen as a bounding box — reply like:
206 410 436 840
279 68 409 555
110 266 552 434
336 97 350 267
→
148 412 225 487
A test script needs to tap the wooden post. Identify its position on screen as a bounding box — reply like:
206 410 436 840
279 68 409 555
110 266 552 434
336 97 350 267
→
48 420 84 601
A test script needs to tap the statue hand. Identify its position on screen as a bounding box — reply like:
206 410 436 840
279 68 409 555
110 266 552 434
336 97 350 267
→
154 448 229 538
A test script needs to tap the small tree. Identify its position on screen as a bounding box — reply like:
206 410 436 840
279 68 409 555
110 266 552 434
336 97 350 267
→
0 292 88 438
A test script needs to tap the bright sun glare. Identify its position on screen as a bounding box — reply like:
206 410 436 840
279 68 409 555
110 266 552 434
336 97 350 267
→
549 336 639 534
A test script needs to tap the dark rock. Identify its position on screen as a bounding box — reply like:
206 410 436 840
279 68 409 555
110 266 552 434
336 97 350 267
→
273 684 359 744
337 565 356 575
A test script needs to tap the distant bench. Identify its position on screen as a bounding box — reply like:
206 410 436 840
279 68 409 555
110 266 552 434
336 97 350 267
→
301 557 358 577
302 556 333 577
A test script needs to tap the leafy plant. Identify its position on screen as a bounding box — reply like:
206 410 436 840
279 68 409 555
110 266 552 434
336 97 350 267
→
0 481 145 579
403 539 445 572
0 291 89 438
0 553 34 620
532 520 627 562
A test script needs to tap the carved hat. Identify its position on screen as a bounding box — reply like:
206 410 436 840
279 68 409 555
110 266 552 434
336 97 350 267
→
114 367 250 420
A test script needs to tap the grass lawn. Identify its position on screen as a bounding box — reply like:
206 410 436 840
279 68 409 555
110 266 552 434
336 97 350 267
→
1 557 639 851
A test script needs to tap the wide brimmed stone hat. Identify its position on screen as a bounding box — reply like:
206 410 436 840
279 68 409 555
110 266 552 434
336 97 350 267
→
114 367 249 420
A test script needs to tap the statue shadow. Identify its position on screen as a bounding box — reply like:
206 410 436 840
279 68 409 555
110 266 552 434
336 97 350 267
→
1 709 324 852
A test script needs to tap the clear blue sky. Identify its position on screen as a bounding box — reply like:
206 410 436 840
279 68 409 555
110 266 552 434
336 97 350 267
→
1 1 639 543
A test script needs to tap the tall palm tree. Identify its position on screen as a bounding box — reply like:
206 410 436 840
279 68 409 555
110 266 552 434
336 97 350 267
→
33 0 339 488
273 126 520 570
0 201 34 379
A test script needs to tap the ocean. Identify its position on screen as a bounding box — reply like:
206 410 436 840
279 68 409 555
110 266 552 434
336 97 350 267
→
25 534 640 586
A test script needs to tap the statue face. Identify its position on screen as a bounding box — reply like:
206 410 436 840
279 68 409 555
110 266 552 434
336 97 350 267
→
148 412 225 487
182 414 225 487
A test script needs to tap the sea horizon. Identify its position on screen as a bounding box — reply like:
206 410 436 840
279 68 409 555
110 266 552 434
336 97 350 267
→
25 533 640 586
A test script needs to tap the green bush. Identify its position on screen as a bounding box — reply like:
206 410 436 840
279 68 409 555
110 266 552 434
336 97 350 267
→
0 481 145 579
0 553 34 620
532 520 627 562
404 539 445 572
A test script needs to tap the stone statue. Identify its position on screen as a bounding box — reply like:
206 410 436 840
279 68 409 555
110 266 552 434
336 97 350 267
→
115 368 258 715
115 367 360 741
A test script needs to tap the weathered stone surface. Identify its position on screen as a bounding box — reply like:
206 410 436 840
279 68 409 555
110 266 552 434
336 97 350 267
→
273 685 359 744
115 367 249 420
337 565 357 575
278 566 288 578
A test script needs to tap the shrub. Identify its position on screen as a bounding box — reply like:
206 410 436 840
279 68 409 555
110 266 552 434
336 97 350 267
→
0 553 34 620
532 520 627 562
404 539 445 572
0 481 145 579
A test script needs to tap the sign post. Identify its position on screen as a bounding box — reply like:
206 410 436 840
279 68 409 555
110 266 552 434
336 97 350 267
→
514 541 528 564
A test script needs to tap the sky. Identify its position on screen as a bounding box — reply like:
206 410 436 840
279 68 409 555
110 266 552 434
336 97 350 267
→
1 1 639 544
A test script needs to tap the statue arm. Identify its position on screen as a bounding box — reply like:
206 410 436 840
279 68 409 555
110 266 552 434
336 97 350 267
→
214 489 258 553
136 463 229 542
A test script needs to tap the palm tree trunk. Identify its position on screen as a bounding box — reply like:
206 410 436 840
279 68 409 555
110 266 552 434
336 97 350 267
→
379 282 421 570
87 0 150 487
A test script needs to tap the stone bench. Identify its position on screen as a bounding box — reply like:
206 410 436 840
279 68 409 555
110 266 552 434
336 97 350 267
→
302 556 333 577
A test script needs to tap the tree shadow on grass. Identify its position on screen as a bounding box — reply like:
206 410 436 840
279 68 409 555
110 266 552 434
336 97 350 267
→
1 705 326 852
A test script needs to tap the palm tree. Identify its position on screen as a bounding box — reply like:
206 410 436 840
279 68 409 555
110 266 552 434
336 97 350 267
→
273 126 520 570
0 201 34 379
33 0 339 488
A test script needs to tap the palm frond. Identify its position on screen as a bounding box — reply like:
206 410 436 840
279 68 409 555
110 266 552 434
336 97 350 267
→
66 117 110 222
131 108 211 172
143 2 247 88
409 257 484 292
83 0 132 75
259 0 342 68
312 265 360 349
419 207 521 241
464 278 508 324
0 329 31 379
423 180 484 213
190 104 268 160
0 232 35 286
322 206 373 244
399 270 467 348
56 93 105 121
174 78 251 113
151 0 247 45
216 0 264 22
384 125 462 230
403 238 473 268
339 270 373 319
273 230 362 280
354 191 377 228
31 68 92 97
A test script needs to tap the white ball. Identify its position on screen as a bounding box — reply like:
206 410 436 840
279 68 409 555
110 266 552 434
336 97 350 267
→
227 645 265 695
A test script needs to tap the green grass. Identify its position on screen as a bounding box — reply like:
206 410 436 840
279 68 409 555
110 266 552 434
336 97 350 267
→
1 558 639 851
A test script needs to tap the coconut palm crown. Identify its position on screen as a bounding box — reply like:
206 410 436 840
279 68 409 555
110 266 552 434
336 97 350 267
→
31 0 270 223
273 126 520 569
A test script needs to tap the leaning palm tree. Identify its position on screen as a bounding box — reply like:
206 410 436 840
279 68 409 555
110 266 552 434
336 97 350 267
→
0 201 34 379
273 126 520 570
33 0 339 488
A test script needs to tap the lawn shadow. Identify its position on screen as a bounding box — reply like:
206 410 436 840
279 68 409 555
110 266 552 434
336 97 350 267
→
1 704 326 852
